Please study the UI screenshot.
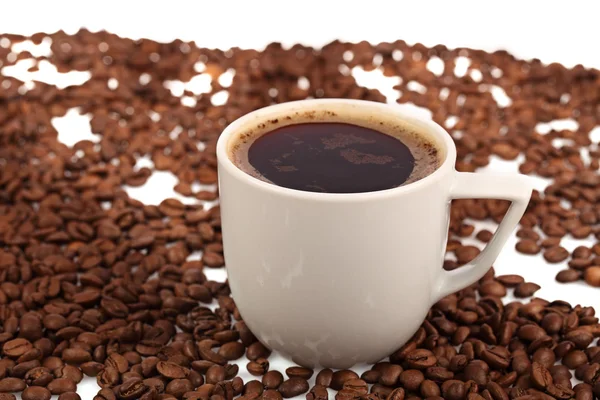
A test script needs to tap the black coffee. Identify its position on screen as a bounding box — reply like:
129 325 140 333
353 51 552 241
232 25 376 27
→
232 121 440 193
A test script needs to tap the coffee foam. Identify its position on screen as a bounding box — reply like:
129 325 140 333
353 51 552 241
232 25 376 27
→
228 108 444 188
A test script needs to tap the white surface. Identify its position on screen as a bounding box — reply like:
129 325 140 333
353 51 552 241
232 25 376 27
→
2 1 599 398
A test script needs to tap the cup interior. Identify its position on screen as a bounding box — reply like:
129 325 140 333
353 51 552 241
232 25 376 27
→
216 99 457 197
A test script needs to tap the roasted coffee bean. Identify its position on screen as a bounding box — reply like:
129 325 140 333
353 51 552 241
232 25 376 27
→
62 348 92 364
464 363 488 386
54 365 84 383
479 280 507 297
455 246 480 264
195 383 215 399
496 274 524 287
3 339 33 358
371 384 393 399
575 385 593 400
0 378 26 392
532 348 556 369
24 366 53 387
285 366 313 379
206 365 226 384
316 369 333 387
399 370 425 392
530 362 552 389
343 379 368 395
379 364 403 386
22 386 52 400
247 359 269 376
262 370 284 389
262 390 283 400
81 361 105 377
278 377 309 398
425 366 454 382
515 240 540 255
166 379 194 398
223 364 238 380
307 385 329 400
361 370 381 384
481 348 510 369
514 282 541 298
119 377 148 400
556 269 581 283
443 381 465 400
58 393 81 400
544 246 569 263
386 388 405 400
246 342 271 361
584 267 600 287
563 350 588 369
476 230 493 243
420 379 441 397
244 380 264 395
406 349 437 369
565 329 594 349
48 378 77 395
330 370 359 390
449 354 468 372
335 388 359 400
547 383 575 399
486 382 507 400
157 361 189 379
218 342 245 361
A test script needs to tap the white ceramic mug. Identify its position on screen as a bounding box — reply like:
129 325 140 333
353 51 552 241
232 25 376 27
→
216 99 533 369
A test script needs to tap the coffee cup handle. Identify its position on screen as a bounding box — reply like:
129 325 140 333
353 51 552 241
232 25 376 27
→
433 172 534 301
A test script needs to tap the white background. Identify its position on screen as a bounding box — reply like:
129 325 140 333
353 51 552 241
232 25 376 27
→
3 1 600 398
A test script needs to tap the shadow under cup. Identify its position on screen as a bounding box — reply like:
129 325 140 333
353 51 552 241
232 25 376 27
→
217 99 459 368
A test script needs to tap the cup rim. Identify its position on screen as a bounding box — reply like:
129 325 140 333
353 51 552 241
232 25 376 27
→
216 99 457 202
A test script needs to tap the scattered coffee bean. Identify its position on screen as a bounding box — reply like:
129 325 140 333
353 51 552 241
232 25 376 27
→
262 370 284 389
584 266 600 287
514 282 541 298
331 370 359 390
495 274 524 287
399 370 425 392
47 378 77 395
285 366 313 379
343 379 368 395
316 369 334 387
556 269 581 283
257 390 279 400
563 350 589 369
307 385 329 400
166 379 194 398
22 386 51 400
515 239 540 255
247 359 269 376
379 364 403 386
244 380 264 395
58 393 81 400
0 378 26 392
278 377 309 398
387 387 405 400
544 246 570 263
476 230 493 243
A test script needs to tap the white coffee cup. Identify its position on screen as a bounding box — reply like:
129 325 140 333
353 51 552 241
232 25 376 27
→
216 99 533 369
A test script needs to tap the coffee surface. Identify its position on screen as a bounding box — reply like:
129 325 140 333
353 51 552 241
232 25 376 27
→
232 122 439 193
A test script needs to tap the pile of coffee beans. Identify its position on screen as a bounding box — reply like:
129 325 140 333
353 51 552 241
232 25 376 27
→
1 29 600 399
